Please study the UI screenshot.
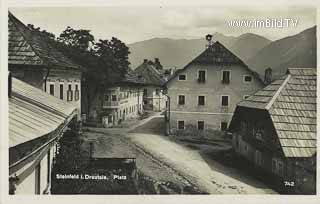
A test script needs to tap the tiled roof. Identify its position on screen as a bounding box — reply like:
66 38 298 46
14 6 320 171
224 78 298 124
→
9 12 82 70
9 77 77 148
118 68 146 85
165 41 263 85
238 68 316 158
134 61 166 86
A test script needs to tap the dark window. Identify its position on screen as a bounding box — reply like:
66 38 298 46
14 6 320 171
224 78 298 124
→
59 84 63 100
112 95 117 101
75 84 79 101
222 71 230 84
221 122 228 131
198 121 204 130
105 95 109 101
67 84 73 101
244 75 252 82
221 96 229 106
178 95 185 105
178 121 185 130
156 89 160 95
178 74 186 81
49 84 54 96
143 89 147 96
198 70 206 83
198 96 205 106
243 95 249 99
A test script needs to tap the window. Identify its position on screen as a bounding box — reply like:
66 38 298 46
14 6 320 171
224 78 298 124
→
222 70 230 84
243 95 250 100
198 96 205 106
272 158 284 177
143 89 147 96
243 75 252 83
105 95 109 101
75 84 79 101
156 89 160 95
178 95 185 105
178 74 186 81
240 121 248 133
221 95 229 106
178 120 185 130
49 84 54 96
254 121 265 141
112 95 117 101
198 121 204 130
198 70 206 83
59 84 63 100
255 150 263 166
221 122 228 131
67 84 73 101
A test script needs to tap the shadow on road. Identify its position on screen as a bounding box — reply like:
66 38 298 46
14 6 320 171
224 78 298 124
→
129 117 165 135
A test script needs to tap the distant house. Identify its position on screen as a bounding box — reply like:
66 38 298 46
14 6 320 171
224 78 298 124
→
8 12 84 120
9 76 78 195
229 68 316 194
134 59 167 111
98 70 145 127
165 41 264 135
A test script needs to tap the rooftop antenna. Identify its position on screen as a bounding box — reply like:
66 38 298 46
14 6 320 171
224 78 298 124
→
205 34 213 49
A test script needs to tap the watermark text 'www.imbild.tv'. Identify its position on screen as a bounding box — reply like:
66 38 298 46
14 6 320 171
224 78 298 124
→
227 18 298 28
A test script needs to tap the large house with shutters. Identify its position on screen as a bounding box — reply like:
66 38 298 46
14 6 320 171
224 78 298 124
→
229 68 316 194
165 40 264 135
8 12 83 120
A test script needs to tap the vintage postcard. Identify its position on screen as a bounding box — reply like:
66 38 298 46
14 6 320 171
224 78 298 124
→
2 1 319 203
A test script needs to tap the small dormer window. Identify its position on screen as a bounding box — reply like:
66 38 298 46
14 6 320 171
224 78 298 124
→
178 74 186 81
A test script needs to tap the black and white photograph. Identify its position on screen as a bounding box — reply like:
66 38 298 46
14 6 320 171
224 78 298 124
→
3 2 318 199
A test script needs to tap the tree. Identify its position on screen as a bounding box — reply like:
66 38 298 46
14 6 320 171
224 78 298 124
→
154 58 163 71
94 37 130 77
27 24 56 40
57 26 95 51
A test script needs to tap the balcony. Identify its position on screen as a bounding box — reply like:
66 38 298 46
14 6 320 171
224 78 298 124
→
103 99 129 108
221 79 230 84
197 78 206 83
221 105 229 113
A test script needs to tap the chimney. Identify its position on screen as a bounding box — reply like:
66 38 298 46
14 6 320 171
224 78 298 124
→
264 67 272 85
8 72 12 98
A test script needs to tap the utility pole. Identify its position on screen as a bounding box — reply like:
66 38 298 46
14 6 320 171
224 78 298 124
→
163 92 170 136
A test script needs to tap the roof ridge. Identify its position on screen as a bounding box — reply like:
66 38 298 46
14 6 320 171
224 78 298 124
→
9 13 48 66
265 74 291 110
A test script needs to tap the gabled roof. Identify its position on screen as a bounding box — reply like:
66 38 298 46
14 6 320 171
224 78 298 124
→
9 77 77 148
237 68 316 158
8 12 82 70
117 68 146 86
134 61 166 86
165 41 263 85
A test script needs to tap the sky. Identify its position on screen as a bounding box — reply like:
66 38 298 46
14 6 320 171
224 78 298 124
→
10 6 316 44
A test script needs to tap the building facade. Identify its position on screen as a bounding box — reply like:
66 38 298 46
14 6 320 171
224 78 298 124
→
8 12 83 120
165 41 264 135
134 59 167 112
229 68 316 194
9 77 79 195
101 85 144 127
